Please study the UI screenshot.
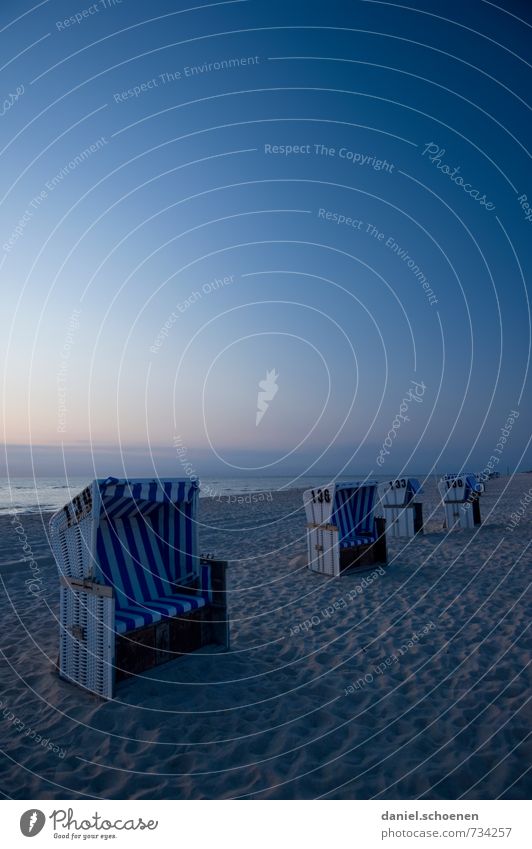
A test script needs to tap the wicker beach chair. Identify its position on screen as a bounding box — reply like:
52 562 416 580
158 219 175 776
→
377 477 424 538
303 481 387 577
438 473 482 529
49 478 229 699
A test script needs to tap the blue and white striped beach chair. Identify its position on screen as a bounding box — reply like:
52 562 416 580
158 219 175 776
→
438 473 482 529
377 478 424 538
49 478 229 699
303 482 387 576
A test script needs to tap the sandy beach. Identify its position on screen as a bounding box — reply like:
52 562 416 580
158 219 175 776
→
0 474 530 800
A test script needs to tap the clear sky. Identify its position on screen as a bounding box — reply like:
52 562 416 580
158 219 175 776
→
1 0 531 478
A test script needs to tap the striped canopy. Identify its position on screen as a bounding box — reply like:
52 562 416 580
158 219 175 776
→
331 482 378 546
98 478 198 519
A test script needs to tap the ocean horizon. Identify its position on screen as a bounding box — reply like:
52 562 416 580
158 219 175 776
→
0 474 440 514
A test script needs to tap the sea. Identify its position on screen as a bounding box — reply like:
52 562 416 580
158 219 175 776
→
0 475 417 514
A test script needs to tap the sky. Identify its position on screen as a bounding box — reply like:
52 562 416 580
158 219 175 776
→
1 0 531 479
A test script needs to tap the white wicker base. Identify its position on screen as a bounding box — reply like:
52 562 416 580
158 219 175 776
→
59 578 115 699
444 502 476 530
307 526 339 576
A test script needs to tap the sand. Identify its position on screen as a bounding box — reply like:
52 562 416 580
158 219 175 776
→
0 474 530 799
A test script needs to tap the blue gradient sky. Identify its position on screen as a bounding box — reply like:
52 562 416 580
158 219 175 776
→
1 0 531 478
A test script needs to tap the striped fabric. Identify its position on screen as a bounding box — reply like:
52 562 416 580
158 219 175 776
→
150 496 197 585
99 479 197 518
331 484 377 547
94 478 202 634
96 517 176 607
339 535 376 549
115 594 206 635
97 478 199 586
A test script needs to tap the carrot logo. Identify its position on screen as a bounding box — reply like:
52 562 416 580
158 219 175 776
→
20 810 46 836
256 369 279 426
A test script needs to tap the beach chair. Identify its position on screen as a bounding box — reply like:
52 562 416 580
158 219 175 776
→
377 478 423 538
49 478 229 699
303 481 387 577
438 474 482 529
